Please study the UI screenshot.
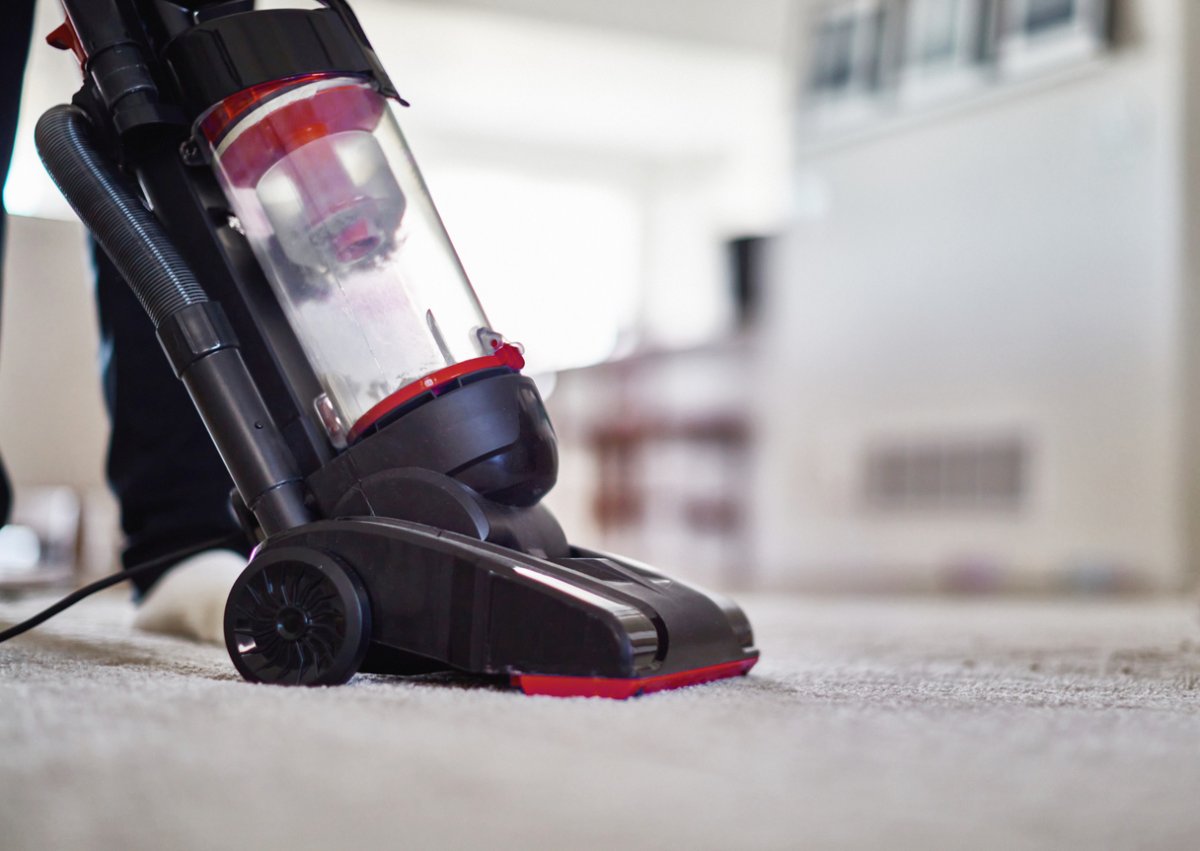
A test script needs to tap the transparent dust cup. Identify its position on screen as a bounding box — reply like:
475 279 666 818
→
201 74 520 444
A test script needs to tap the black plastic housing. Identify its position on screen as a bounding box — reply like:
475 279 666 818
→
164 6 400 118
235 517 757 681
309 374 559 511
61 0 186 144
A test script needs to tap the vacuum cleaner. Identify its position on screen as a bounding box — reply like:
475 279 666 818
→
23 0 758 696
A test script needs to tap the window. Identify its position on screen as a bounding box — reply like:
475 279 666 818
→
803 0 1113 127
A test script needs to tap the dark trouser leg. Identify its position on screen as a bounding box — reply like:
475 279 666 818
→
93 244 249 594
2 0 243 591
0 0 37 525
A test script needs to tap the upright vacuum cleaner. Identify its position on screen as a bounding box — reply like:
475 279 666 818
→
31 0 758 695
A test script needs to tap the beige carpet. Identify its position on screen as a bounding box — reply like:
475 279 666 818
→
1 591 1199 850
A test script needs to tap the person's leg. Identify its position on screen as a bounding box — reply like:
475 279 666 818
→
0 0 38 526
93 243 251 600
0 0 243 643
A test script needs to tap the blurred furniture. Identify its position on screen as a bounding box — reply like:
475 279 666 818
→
557 341 755 590
0 486 80 591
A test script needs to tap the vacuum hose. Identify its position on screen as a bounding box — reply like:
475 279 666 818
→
34 104 208 327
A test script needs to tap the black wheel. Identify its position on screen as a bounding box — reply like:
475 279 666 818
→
224 547 371 686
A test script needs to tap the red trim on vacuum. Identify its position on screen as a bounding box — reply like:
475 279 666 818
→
511 656 758 699
203 77 386 187
347 343 526 443
198 72 343 149
46 19 87 67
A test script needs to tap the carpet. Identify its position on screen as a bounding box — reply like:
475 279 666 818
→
2 591 1199 850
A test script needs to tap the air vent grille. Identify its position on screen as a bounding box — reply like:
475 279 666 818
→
864 434 1027 511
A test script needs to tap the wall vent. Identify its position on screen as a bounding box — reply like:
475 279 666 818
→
863 433 1028 511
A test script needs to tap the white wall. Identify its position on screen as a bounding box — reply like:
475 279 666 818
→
0 215 118 575
756 0 1188 591
0 216 107 489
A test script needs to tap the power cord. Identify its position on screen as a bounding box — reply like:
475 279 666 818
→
0 533 246 644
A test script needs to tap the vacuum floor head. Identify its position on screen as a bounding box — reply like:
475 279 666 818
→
224 517 759 696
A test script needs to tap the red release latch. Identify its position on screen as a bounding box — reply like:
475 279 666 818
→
47 19 87 67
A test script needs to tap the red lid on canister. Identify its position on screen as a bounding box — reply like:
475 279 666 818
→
202 75 385 188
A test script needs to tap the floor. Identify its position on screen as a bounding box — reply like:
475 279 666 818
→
2 591 1199 850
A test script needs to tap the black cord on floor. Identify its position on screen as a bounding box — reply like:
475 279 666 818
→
0 533 245 644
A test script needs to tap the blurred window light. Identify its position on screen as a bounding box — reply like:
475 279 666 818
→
1025 0 1077 33
803 0 1113 131
905 0 991 70
2 155 69 220
431 166 642 374
895 0 995 104
999 0 1112 73
813 15 857 91
917 0 962 63
808 0 895 101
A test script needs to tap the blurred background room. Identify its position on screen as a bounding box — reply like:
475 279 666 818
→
1 0 1196 600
